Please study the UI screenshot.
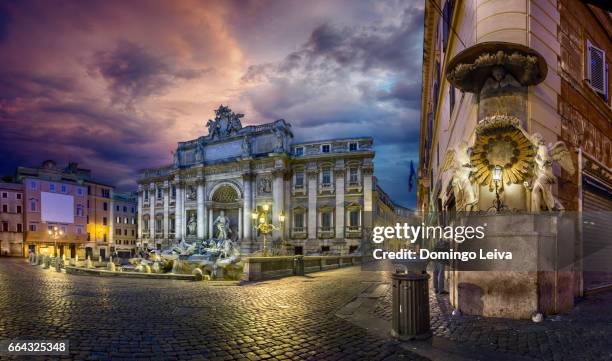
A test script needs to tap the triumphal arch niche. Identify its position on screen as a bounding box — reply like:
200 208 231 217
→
137 105 374 256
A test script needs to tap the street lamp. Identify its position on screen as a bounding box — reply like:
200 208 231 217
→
279 211 286 254
252 204 280 256
48 226 64 257
492 165 504 212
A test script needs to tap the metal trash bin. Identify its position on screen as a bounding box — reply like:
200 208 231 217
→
293 255 304 276
391 272 431 340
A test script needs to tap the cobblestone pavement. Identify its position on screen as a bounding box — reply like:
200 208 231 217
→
374 279 612 361
0 258 428 361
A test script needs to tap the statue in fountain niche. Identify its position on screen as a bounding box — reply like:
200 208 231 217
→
528 133 575 211
213 213 231 241
187 212 197 236
442 141 478 212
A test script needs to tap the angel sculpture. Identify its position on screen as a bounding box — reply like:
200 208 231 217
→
442 141 478 212
529 133 575 211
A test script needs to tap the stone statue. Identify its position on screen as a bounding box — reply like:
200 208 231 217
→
206 119 220 139
187 212 197 236
528 133 575 211
241 136 251 156
206 105 244 139
480 66 522 98
213 213 231 241
187 185 197 201
258 176 271 194
442 141 478 212
273 127 285 152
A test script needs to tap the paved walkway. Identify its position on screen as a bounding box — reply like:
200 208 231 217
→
370 276 612 361
0 258 427 361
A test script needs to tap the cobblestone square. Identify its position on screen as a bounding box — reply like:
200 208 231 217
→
0 259 426 361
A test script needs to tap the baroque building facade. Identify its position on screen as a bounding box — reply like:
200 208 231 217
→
138 106 375 255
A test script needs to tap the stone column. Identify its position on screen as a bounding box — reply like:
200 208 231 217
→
149 183 155 241
272 169 285 240
181 185 187 241
175 181 183 241
242 173 253 242
334 161 345 240
163 181 169 243
208 208 213 238
238 208 243 239
307 166 318 240
137 186 143 240
363 165 373 230
197 179 205 239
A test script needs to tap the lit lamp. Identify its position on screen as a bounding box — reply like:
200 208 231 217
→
252 204 279 256
278 211 286 254
48 226 64 257
492 165 504 212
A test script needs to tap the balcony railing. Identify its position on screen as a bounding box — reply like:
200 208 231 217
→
292 184 306 195
318 226 334 239
346 181 362 192
291 227 307 239
345 226 362 238
319 183 334 194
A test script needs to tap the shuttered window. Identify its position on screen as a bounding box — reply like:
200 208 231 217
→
587 40 608 99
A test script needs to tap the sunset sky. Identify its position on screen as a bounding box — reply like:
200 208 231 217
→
0 0 423 207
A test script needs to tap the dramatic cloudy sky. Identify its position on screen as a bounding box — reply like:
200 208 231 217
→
0 0 423 207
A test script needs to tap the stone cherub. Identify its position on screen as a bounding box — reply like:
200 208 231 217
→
528 133 574 211
442 141 478 212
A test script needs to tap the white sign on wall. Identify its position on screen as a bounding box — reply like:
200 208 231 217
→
41 192 74 224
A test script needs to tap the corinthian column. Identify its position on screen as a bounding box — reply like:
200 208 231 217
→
197 179 205 239
242 172 253 242
163 181 169 243
334 162 345 240
137 185 143 240
174 180 183 242
307 165 318 240
362 165 373 231
149 183 155 241
272 169 285 240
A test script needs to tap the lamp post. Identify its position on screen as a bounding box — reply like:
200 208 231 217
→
252 204 280 256
48 226 64 257
492 165 504 212
279 211 286 254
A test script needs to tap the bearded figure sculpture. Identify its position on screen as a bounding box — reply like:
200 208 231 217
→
528 133 574 211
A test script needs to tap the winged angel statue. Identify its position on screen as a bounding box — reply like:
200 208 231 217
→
442 141 478 212
529 133 574 211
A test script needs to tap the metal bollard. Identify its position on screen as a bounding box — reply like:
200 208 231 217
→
391 272 431 340
293 255 304 276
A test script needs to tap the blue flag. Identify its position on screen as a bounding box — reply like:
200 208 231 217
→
408 160 416 192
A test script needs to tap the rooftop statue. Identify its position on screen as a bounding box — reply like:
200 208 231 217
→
206 105 244 139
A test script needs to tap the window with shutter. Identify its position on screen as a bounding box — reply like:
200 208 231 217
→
587 40 607 98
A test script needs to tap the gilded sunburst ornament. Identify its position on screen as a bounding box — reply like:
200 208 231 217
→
471 123 535 191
